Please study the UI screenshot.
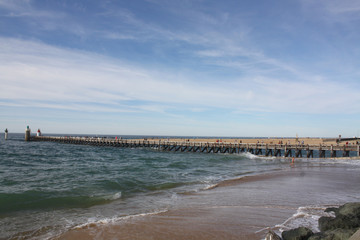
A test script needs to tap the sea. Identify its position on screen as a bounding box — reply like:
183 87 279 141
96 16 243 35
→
1 133 360 239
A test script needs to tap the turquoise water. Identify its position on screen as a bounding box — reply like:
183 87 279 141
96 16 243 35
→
1 133 356 239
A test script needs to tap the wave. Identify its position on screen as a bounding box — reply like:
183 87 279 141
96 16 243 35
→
144 182 186 191
237 152 277 160
0 191 122 214
103 192 122 200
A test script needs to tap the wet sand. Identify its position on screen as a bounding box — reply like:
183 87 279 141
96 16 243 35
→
56 165 360 240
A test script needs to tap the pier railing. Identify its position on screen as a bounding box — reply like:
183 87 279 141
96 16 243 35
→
31 136 360 158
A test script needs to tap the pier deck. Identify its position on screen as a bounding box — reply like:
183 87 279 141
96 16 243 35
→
32 136 360 158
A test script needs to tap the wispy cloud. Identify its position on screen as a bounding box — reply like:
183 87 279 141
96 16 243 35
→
1 1 360 135
1 37 360 116
0 0 295 78
300 0 360 22
320 0 360 14
0 0 64 18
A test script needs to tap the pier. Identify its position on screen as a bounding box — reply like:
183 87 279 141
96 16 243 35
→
31 136 360 158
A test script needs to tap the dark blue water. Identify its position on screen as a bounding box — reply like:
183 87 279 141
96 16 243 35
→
1 133 359 239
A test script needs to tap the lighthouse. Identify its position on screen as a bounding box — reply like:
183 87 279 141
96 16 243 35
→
4 128 8 140
25 126 31 141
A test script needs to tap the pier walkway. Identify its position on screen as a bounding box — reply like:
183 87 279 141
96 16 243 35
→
32 136 360 158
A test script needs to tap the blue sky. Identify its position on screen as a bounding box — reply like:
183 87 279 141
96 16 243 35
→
1 0 360 137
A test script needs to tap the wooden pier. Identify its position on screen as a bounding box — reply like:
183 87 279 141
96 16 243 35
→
31 136 360 158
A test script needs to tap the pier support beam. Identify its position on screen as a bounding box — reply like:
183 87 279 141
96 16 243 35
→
284 146 292 157
319 150 326 158
274 149 281 157
265 149 273 156
331 150 336 158
343 150 350 157
330 146 336 158
343 146 350 157
255 148 262 155
285 149 292 157
306 150 313 158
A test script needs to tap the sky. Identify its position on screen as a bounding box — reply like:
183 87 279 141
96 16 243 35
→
1 0 360 137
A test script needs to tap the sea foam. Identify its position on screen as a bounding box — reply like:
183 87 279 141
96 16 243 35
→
274 205 337 234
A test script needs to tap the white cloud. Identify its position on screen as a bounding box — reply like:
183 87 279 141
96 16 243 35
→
1 34 360 116
0 0 64 18
322 0 360 14
300 0 360 23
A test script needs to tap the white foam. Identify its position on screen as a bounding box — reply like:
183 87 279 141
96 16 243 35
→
203 184 218 190
199 175 223 191
237 152 277 160
110 192 122 200
238 152 259 159
73 209 169 230
274 205 337 234
102 192 122 201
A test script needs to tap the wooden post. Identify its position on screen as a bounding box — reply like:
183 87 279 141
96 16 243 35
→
331 145 336 158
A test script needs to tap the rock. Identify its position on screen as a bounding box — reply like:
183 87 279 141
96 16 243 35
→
319 214 360 232
308 232 326 240
319 203 360 232
329 228 358 240
308 233 325 240
276 203 360 240
338 203 360 218
265 230 282 240
308 228 358 240
282 227 314 240
324 203 360 219
324 207 339 215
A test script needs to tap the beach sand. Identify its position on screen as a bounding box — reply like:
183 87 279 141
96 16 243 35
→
55 165 360 240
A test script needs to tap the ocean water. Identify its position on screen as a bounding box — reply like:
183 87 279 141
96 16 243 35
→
1 133 360 239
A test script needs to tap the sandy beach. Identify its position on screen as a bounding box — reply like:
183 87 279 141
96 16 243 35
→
55 164 360 240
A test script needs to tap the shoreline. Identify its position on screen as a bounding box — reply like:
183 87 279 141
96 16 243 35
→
4 135 360 240
54 163 360 240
